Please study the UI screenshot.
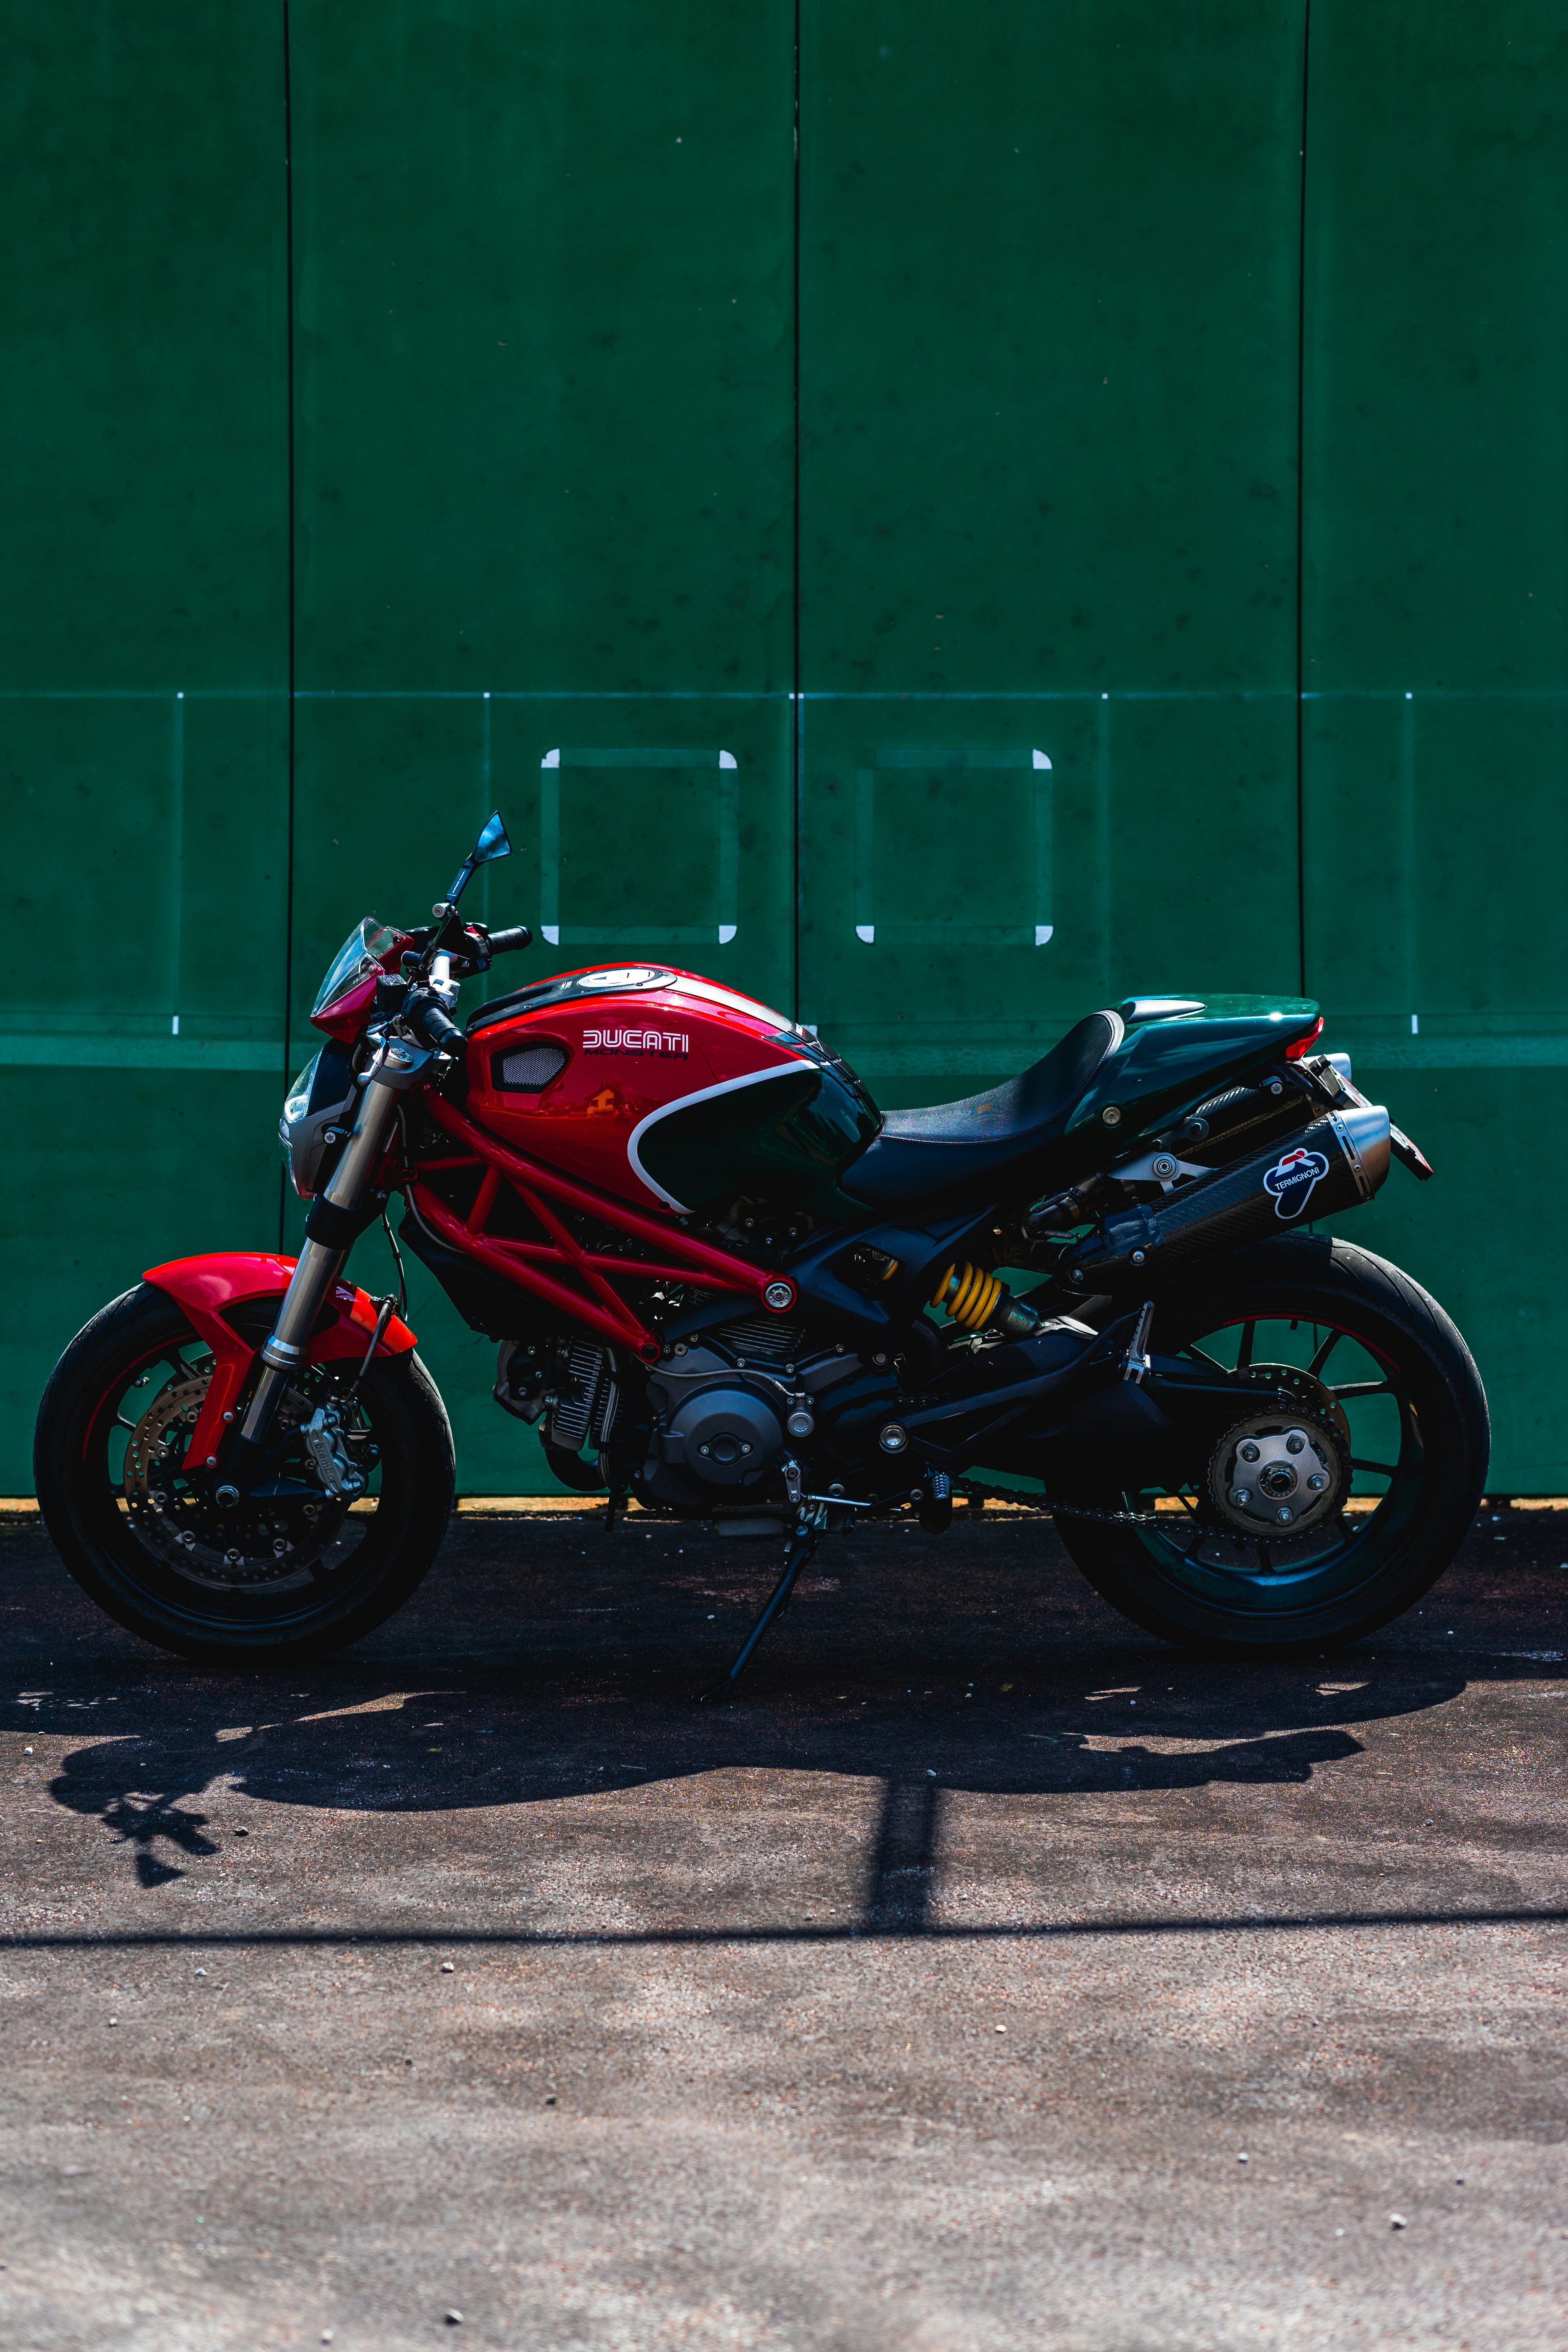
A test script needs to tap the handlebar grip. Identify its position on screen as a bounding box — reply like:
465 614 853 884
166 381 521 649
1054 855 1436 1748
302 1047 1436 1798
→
406 995 467 1056
488 925 533 955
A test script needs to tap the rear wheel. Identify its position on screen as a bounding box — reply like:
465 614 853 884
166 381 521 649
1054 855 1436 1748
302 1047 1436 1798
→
1054 1235 1488 1655
34 1284 455 1664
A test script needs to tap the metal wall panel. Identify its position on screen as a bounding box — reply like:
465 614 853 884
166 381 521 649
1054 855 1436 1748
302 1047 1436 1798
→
286 0 796 1490
1301 1 1568 1486
6 5 1565 1496
0 3 289 1492
797 2 1308 1099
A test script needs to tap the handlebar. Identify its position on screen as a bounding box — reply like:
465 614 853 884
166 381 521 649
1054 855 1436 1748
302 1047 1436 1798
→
404 993 467 1057
488 925 533 955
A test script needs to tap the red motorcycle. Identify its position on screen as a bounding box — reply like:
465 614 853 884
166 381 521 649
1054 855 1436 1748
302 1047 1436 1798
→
35 815 1487 1686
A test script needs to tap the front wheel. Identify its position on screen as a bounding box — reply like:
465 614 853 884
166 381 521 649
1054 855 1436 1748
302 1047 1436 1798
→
1054 1234 1489 1656
34 1284 455 1664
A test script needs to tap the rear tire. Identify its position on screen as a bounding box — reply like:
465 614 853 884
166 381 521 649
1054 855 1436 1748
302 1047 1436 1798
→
1054 1234 1488 1656
34 1283 455 1665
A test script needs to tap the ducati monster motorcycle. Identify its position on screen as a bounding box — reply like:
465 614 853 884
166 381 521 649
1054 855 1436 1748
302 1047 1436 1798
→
36 812 1489 1687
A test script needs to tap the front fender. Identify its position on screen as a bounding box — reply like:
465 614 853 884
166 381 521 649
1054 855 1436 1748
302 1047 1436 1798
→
143 1252 416 1474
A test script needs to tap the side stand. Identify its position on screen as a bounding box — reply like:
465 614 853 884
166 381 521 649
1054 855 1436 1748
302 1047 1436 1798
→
693 1512 823 1704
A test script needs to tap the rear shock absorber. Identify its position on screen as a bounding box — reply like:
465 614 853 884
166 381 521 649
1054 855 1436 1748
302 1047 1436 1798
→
930 1262 1003 1329
929 1262 1041 1340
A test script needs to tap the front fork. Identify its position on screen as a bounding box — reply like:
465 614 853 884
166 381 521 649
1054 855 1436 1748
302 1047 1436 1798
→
229 1039 432 1483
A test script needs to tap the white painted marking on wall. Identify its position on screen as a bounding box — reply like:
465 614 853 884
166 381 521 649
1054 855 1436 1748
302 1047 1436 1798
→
856 748 1052 946
170 689 185 1038
539 746 738 946
1412 1013 1419 1034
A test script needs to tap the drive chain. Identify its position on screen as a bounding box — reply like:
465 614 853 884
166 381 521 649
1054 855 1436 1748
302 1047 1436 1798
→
953 1477 1165 1527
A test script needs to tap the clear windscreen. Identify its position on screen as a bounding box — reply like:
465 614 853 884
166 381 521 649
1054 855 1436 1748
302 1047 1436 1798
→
311 918 399 1017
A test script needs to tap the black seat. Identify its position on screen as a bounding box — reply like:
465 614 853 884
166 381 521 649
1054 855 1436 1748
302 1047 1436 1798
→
839 1010 1123 1212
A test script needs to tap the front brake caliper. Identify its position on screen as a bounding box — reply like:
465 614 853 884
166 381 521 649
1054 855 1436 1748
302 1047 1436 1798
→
302 1403 365 1499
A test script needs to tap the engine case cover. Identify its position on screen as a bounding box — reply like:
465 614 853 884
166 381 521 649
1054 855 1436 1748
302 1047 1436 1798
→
662 1381 786 1486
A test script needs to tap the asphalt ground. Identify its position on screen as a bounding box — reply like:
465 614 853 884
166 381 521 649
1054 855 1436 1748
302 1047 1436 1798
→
0 1496 1564 2352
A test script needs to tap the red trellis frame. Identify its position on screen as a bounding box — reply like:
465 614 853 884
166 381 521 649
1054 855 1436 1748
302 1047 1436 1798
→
404 1094 794 1360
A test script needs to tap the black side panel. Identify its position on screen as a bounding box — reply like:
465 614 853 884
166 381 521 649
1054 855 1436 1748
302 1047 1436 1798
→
639 1063 880 1218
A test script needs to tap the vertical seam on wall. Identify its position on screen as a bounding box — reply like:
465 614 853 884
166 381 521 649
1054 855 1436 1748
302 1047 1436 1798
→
280 0 298 1249
1295 0 1311 1000
791 0 802 1024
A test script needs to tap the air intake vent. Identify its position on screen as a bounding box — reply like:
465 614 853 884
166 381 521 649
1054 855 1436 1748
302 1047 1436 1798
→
494 1043 567 1093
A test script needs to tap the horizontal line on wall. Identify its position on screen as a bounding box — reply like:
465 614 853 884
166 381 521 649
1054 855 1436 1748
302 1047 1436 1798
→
9 1034 1568 1076
5 686 1568 704
0 1038 290 1072
1327 1036 1568 1069
852 1039 1568 1077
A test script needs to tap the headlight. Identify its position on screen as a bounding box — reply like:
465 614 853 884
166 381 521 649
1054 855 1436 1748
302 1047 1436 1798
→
282 1054 320 1130
279 1044 358 1199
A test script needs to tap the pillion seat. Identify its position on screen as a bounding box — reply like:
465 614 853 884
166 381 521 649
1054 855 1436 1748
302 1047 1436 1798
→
839 1009 1123 1212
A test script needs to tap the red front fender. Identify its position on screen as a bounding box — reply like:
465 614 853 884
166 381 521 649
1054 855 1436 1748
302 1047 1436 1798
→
143 1252 417 1474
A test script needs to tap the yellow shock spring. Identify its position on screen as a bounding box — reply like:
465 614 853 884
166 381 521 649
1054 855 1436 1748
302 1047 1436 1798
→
929 1261 1002 1331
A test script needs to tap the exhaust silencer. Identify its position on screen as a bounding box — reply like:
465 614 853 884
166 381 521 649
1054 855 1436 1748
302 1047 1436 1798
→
1063 1103 1392 1290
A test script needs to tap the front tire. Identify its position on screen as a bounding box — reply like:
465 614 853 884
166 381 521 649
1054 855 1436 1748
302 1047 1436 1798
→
34 1284 455 1665
1054 1234 1488 1656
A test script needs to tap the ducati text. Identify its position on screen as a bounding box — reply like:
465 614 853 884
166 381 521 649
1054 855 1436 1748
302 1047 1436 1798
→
583 1027 690 1055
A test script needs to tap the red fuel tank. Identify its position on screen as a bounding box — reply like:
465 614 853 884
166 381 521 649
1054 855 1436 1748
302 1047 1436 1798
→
461 965 880 1218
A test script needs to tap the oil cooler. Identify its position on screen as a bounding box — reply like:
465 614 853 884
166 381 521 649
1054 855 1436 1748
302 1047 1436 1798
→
1063 1102 1392 1290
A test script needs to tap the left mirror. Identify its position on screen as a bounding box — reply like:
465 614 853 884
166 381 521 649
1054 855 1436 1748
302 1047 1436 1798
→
446 811 512 905
472 811 511 865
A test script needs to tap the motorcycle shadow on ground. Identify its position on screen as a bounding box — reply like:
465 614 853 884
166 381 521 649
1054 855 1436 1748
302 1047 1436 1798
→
5 1510 1561 1922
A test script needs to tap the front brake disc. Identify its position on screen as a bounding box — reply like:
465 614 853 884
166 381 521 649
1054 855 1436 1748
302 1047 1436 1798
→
123 1365 348 1587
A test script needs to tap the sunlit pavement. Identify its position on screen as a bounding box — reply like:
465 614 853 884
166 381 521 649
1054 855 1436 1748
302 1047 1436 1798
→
0 1498 1564 2350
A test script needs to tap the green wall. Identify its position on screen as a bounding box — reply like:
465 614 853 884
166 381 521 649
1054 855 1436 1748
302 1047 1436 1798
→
6 3 1566 1491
